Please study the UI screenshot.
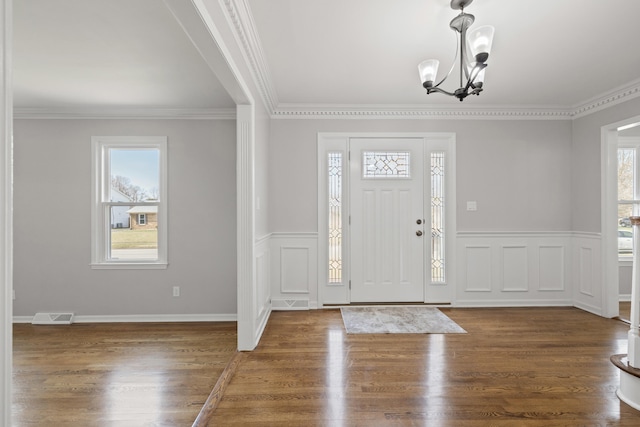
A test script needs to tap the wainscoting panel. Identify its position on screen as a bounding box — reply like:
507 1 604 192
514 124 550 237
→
463 246 492 292
572 233 602 315
270 233 318 310
456 232 572 307
265 231 603 314
579 247 594 297
501 245 528 292
255 235 272 319
280 247 310 294
538 245 565 291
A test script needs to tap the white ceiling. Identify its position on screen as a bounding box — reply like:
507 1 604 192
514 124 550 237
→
13 0 235 110
12 0 640 113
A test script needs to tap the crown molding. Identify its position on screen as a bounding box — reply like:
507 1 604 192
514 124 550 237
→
267 79 640 120
13 107 236 120
571 78 640 119
221 0 278 114
270 105 574 120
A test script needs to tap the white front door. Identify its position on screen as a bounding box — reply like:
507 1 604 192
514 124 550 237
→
349 138 425 302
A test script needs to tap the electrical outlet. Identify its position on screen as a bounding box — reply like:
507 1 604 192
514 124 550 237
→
172 286 180 297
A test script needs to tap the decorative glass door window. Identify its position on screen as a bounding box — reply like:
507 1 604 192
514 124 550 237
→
328 153 343 283
431 152 446 282
362 151 411 178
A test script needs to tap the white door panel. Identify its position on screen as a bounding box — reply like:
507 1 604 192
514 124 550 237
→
350 138 424 302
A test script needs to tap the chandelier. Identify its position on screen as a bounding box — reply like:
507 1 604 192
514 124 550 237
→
418 0 495 101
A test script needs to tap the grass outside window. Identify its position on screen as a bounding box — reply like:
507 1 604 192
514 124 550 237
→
111 229 158 249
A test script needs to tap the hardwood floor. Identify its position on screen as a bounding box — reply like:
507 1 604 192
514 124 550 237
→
208 307 640 426
12 321 236 426
620 301 631 323
12 307 640 426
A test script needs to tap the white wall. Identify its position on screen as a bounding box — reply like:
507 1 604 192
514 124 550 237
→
13 118 237 319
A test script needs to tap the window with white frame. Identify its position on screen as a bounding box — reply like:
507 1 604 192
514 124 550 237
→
618 139 640 259
91 136 167 268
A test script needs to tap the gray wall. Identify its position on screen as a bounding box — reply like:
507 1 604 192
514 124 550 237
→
13 119 237 317
269 118 573 232
571 96 640 233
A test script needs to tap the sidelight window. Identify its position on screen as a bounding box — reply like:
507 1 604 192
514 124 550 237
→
431 152 446 283
328 152 343 283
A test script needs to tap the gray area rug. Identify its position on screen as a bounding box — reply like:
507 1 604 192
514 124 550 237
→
340 306 466 334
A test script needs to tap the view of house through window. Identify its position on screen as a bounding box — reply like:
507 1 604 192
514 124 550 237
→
109 149 160 261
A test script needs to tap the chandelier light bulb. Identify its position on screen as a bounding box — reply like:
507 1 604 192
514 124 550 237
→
418 59 440 88
467 25 495 63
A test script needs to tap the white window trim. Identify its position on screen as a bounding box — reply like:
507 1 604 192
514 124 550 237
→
138 213 147 225
91 136 168 269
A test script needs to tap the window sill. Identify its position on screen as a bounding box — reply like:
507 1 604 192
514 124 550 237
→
91 262 168 270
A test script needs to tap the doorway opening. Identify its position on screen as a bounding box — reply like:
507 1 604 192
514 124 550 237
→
602 117 640 320
612 122 640 323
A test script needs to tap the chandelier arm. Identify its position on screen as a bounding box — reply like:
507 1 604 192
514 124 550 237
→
459 28 467 87
464 63 487 91
426 86 457 97
432 31 460 89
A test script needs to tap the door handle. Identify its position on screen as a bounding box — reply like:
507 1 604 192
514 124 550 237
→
416 230 423 237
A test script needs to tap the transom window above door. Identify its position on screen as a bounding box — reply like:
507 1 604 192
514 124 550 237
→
362 151 411 178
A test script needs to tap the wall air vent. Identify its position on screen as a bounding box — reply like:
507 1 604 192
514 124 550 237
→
271 299 309 311
32 312 74 325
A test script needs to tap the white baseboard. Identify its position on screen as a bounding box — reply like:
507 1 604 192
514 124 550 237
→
454 299 574 308
13 313 237 323
254 305 272 345
572 301 603 317
620 294 632 302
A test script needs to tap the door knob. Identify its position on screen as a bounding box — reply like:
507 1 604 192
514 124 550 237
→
416 230 423 236
416 219 422 225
